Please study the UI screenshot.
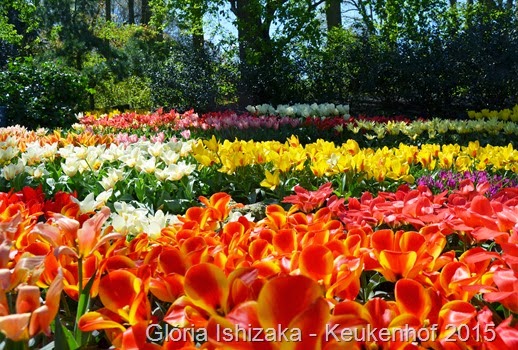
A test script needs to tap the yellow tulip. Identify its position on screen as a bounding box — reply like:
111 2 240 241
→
260 169 281 190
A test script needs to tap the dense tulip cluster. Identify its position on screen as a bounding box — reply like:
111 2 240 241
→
75 110 518 147
3 130 518 219
1 181 518 348
193 137 518 182
468 104 518 122
2 109 518 349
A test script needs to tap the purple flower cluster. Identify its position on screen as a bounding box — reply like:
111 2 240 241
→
416 170 518 197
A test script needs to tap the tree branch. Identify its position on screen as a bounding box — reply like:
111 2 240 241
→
229 0 238 16
275 0 326 47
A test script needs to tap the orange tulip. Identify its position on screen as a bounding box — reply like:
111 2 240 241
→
0 268 63 341
299 244 334 286
184 263 230 316
437 301 477 346
438 250 495 302
394 279 431 324
257 275 330 347
370 229 435 281
77 206 122 258
198 192 233 222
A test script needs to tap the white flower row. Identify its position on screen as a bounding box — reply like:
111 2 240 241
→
246 103 350 118
1 138 197 187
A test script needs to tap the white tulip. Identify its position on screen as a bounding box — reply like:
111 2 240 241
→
2 161 25 180
62 159 79 177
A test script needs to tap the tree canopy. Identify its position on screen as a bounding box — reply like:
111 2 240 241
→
1 0 518 127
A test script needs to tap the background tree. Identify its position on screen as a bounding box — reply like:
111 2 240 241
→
1 0 518 127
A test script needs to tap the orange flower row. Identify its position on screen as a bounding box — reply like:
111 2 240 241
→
0 184 517 349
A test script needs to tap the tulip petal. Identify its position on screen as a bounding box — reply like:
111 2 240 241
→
184 263 229 315
77 206 110 257
29 269 64 336
379 250 417 280
395 279 431 322
16 285 41 314
0 313 31 341
273 229 297 254
78 310 126 332
257 275 322 330
299 245 333 282
99 270 141 315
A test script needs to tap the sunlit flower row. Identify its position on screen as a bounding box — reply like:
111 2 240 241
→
1 182 517 348
245 102 350 117
1 136 195 180
468 104 518 121
2 134 518 216
75 110 518 146
193 137 518 182
345 117 518 140
76 109 303 133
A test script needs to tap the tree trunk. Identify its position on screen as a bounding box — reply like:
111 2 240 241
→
449 0 456 6
128 0 135 24
141 0 151 24
191 0 205 50
105 0 111 21
326 0 341 31
506 0 513 9
233 0 271 107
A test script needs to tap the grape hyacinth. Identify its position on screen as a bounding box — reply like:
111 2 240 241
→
416 170 518 197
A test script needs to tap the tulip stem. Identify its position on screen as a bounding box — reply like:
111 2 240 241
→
7 292 15 314
77 257 83 299
74 257 83 343
360 272 369 303
61 293 72 319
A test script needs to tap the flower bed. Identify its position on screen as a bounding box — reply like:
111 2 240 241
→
1 113 518 349
3 130 518 214
76 109 518 147
1 182 518 348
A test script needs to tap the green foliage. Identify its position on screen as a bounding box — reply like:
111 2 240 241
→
94 76 153 110
1 0 518 115
0 15 21 44
150 41 236 112
0 57 89 128
297 4 518 116
81 24 165 110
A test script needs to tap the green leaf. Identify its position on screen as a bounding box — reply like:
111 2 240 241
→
3 338 29 350
54 314 79 350
74 269 97 346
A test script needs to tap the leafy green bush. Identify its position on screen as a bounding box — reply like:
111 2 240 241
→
149 40 237 112
298 5 518 117
93 75 152 110
0 57 89 128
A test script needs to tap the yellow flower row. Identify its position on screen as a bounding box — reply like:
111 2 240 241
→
345 117 518 139
467 104 518 122
193 136 518 187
